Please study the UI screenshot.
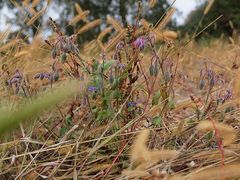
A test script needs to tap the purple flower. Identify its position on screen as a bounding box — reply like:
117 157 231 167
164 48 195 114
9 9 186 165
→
116 41 124 51
51 35 80 59
225 90 232 99
218 89 232 104
127 101 137 107
34 72 51 80
87 86 98 92
199 68 217 89
8 77 20 85
113 53 118 60
7 70 23 94
34 71 59 83
207 70 214 79
222 90 232 103
8 71 22 86
133 36 147 51
118 63 126 70
200 69 214 80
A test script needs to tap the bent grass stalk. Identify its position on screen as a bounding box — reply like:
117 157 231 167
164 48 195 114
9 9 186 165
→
0 81 79 135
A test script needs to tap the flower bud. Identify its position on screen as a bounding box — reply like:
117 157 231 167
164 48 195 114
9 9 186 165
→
61 53 67 63
199 79 205 90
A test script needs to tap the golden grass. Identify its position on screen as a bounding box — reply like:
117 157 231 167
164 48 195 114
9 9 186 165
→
122 129 178 178
69 11 90 25
148 0 157 8
75 3 89 23
197 120 237 146
27 6 47 26
77 19 102 35
107 15 124 32
170 163 240 180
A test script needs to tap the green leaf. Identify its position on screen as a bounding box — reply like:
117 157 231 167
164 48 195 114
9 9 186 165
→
97 60 115 73
152 116 162 126
149 65 154 76
96 109 114 122
149 65 158 76
92 59 99 72
112 90 121 99
120 71 129 80
127 106 135 112
152 91 161 105
111 78 120 90
60 127 68 137
205 131 213 140
66 115 73 125
53 72 59 82
225 106 234 113
103 60 115 71
167 99 175 110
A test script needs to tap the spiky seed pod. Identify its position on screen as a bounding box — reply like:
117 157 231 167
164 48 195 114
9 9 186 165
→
27 6 47 26
77 19 102 35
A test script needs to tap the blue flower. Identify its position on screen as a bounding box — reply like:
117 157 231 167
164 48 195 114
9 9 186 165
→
87 86 98 92
127 101 137 107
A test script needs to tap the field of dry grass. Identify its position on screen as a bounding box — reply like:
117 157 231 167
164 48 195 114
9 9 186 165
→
0 1 240 179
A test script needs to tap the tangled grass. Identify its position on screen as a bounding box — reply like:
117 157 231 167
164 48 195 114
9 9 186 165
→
0 1 240 179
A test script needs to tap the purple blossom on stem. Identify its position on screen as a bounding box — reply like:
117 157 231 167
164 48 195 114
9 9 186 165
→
116 41 124 51
127 101 137 108
49 35 80 59
7 70 23 94
225 90 232 100
218 89 232 103
118 63 126 70
199 68 219 89
34 71 59 84
34 72 51 80
87 86 98 92
133 36 147 51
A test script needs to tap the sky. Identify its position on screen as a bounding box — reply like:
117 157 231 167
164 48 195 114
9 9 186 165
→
0 0 201 31
172 0 200 25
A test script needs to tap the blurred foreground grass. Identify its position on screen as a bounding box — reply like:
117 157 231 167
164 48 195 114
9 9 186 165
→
0 81 79 135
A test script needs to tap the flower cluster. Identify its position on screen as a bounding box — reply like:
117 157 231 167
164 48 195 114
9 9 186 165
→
34 71 59 83
217 89 232 104
127 101 137 108
34 72 51 80
7 70 22 94
48 35 79 60
199 68 220 90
